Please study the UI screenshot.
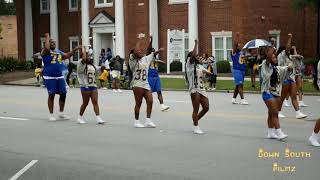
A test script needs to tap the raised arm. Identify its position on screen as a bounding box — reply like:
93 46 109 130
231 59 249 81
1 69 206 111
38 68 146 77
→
191 40 198 57
286 33 292 54
233 32 240 52
41 33 50 56
62 45 82 60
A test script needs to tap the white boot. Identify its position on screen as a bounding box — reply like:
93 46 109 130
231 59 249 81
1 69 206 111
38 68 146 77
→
96 116 105 125
299 101 308 107
161 104 170 111
278 112 286 118
77 116 87 124
193 126 205 135
267 128 279 139
283 100 291 107
295 111 308 119
145 118 156 128
275 129 288 140
134 120 145 128
308 132 320 147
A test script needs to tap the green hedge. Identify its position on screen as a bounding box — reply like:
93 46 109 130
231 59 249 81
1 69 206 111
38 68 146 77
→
304 58 317 66
216 60 231 73
0 57 35 73
170 61 182 72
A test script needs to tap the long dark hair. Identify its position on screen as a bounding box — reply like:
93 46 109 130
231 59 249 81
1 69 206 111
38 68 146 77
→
127 49 134 85
276 46 286 57
185 52 197 87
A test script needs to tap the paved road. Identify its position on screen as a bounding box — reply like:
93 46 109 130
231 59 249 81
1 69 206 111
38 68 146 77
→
0 85 319 180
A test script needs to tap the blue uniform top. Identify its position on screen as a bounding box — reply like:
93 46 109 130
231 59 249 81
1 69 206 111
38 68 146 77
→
148 61 159 78
42 49 64 77
231 49 246 71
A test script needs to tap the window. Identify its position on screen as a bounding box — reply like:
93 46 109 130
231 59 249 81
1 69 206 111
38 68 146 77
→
168 0 188 4
269 30 281 49
40 0 50 14
40 37 46 49
69 0 78 12
211 31 232 61
95 0 113 8
69 37 79 62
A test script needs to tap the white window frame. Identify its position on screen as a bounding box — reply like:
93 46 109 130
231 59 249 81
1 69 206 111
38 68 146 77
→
69 36 80 62
211 31 232 61
269 30 281 49
40 37 46 49
168 0 188 4
95 0 113 8
40 0 50 14
69 0 78 12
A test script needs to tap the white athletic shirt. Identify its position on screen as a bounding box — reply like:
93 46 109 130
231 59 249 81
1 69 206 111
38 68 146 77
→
129 52 154 90
185 57 208 97
260 60 288 96
77 60 97 88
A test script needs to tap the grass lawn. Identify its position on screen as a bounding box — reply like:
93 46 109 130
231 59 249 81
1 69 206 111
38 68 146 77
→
160 78 319 93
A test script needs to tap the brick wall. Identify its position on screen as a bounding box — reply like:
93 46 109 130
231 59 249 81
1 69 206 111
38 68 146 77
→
0 16 18 58
16 0 318 61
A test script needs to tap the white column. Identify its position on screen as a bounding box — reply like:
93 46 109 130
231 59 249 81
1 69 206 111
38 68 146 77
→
50 0 59 48
188 0 198 51
93 32 99 66
115 0 125 58
149 0 159 50
167 29 170 74
25 0 33 60
81 0 90 51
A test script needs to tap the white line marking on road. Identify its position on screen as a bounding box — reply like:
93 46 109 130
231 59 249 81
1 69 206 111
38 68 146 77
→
0 116 30 121
9 160 38 180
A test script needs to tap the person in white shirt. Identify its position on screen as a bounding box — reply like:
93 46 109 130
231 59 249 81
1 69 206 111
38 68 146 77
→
128 37 164 128
77 48 105 125
308 59 320 147
185 40 212 135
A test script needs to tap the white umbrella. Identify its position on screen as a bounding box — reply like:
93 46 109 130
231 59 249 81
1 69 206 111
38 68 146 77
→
243 39 271 49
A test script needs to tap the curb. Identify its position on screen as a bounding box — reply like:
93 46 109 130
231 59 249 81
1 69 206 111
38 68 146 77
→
2 83 320 96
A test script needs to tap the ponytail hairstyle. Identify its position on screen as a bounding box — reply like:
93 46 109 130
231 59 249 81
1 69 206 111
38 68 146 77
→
127 49 135 85
185 52 192 86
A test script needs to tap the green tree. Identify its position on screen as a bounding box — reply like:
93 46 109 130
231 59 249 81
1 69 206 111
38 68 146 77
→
0 0 16 15
294 0 320 59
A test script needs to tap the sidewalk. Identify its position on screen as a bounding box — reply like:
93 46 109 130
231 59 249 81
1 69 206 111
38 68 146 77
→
3 76 319 96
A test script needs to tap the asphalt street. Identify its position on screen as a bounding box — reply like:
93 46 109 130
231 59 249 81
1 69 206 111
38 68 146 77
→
0 85 319 180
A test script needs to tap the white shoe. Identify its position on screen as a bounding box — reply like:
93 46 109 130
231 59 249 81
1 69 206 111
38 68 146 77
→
134 120 145 128
96 117 105 125
212 88 216 91
77 118 87 124
278 112 286 118
113 89 117 93
117 89 123 93
49 115 57 122
283 100 291 107
275 129 288 140
240 99 249 105
58 114 71 120
193 126 205 135
267 129 279 139
102 87 108 90
145 119 156 128
299 101 308 107
296 111 308 119
161 104 170 111
66 85 70 89
232 98 239 104
309 134 320 147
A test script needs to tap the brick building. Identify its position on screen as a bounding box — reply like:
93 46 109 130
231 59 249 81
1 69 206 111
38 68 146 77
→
16 0 318 70
0 15 18 58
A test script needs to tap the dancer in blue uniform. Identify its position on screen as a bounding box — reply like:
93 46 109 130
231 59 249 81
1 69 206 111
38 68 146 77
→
41 33 81 121
147 37 170 111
